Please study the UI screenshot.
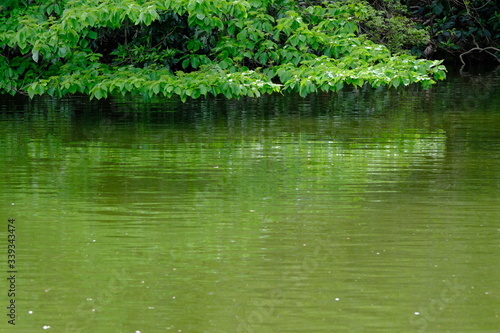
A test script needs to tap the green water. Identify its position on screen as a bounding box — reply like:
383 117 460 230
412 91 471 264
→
0 74 499 332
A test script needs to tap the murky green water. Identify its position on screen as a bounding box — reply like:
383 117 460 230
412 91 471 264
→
1 74 499 332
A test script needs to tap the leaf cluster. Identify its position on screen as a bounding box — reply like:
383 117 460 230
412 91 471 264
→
356 0 431 53
0 0 447 100
406 0 499 62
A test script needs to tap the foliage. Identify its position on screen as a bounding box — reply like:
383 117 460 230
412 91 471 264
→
356 0 431 53
0 0 446 101
353 0 499 64
406 0 500 63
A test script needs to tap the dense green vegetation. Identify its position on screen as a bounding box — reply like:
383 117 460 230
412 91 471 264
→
363 0 499 64
0 0 453 101
406 0 499 64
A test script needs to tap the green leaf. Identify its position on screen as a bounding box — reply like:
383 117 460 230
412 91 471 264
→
152 83 160 94
191 56 199 69
28 86 36 99
69 84 78 94
199 84 208 95
94 89 103 99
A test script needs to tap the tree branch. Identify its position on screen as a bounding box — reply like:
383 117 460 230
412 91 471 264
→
459 46 500 66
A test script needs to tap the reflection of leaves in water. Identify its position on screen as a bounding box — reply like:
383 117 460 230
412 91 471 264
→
82 118 115 141
1 76 498 333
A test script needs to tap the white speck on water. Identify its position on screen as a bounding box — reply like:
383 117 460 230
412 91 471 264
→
414 312 420 315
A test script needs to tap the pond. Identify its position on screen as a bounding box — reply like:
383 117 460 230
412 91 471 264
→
0 72 499 332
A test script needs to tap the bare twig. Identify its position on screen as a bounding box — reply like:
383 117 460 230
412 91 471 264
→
459 46 500 66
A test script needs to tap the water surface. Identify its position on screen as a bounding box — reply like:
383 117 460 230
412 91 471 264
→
0 74 499 332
